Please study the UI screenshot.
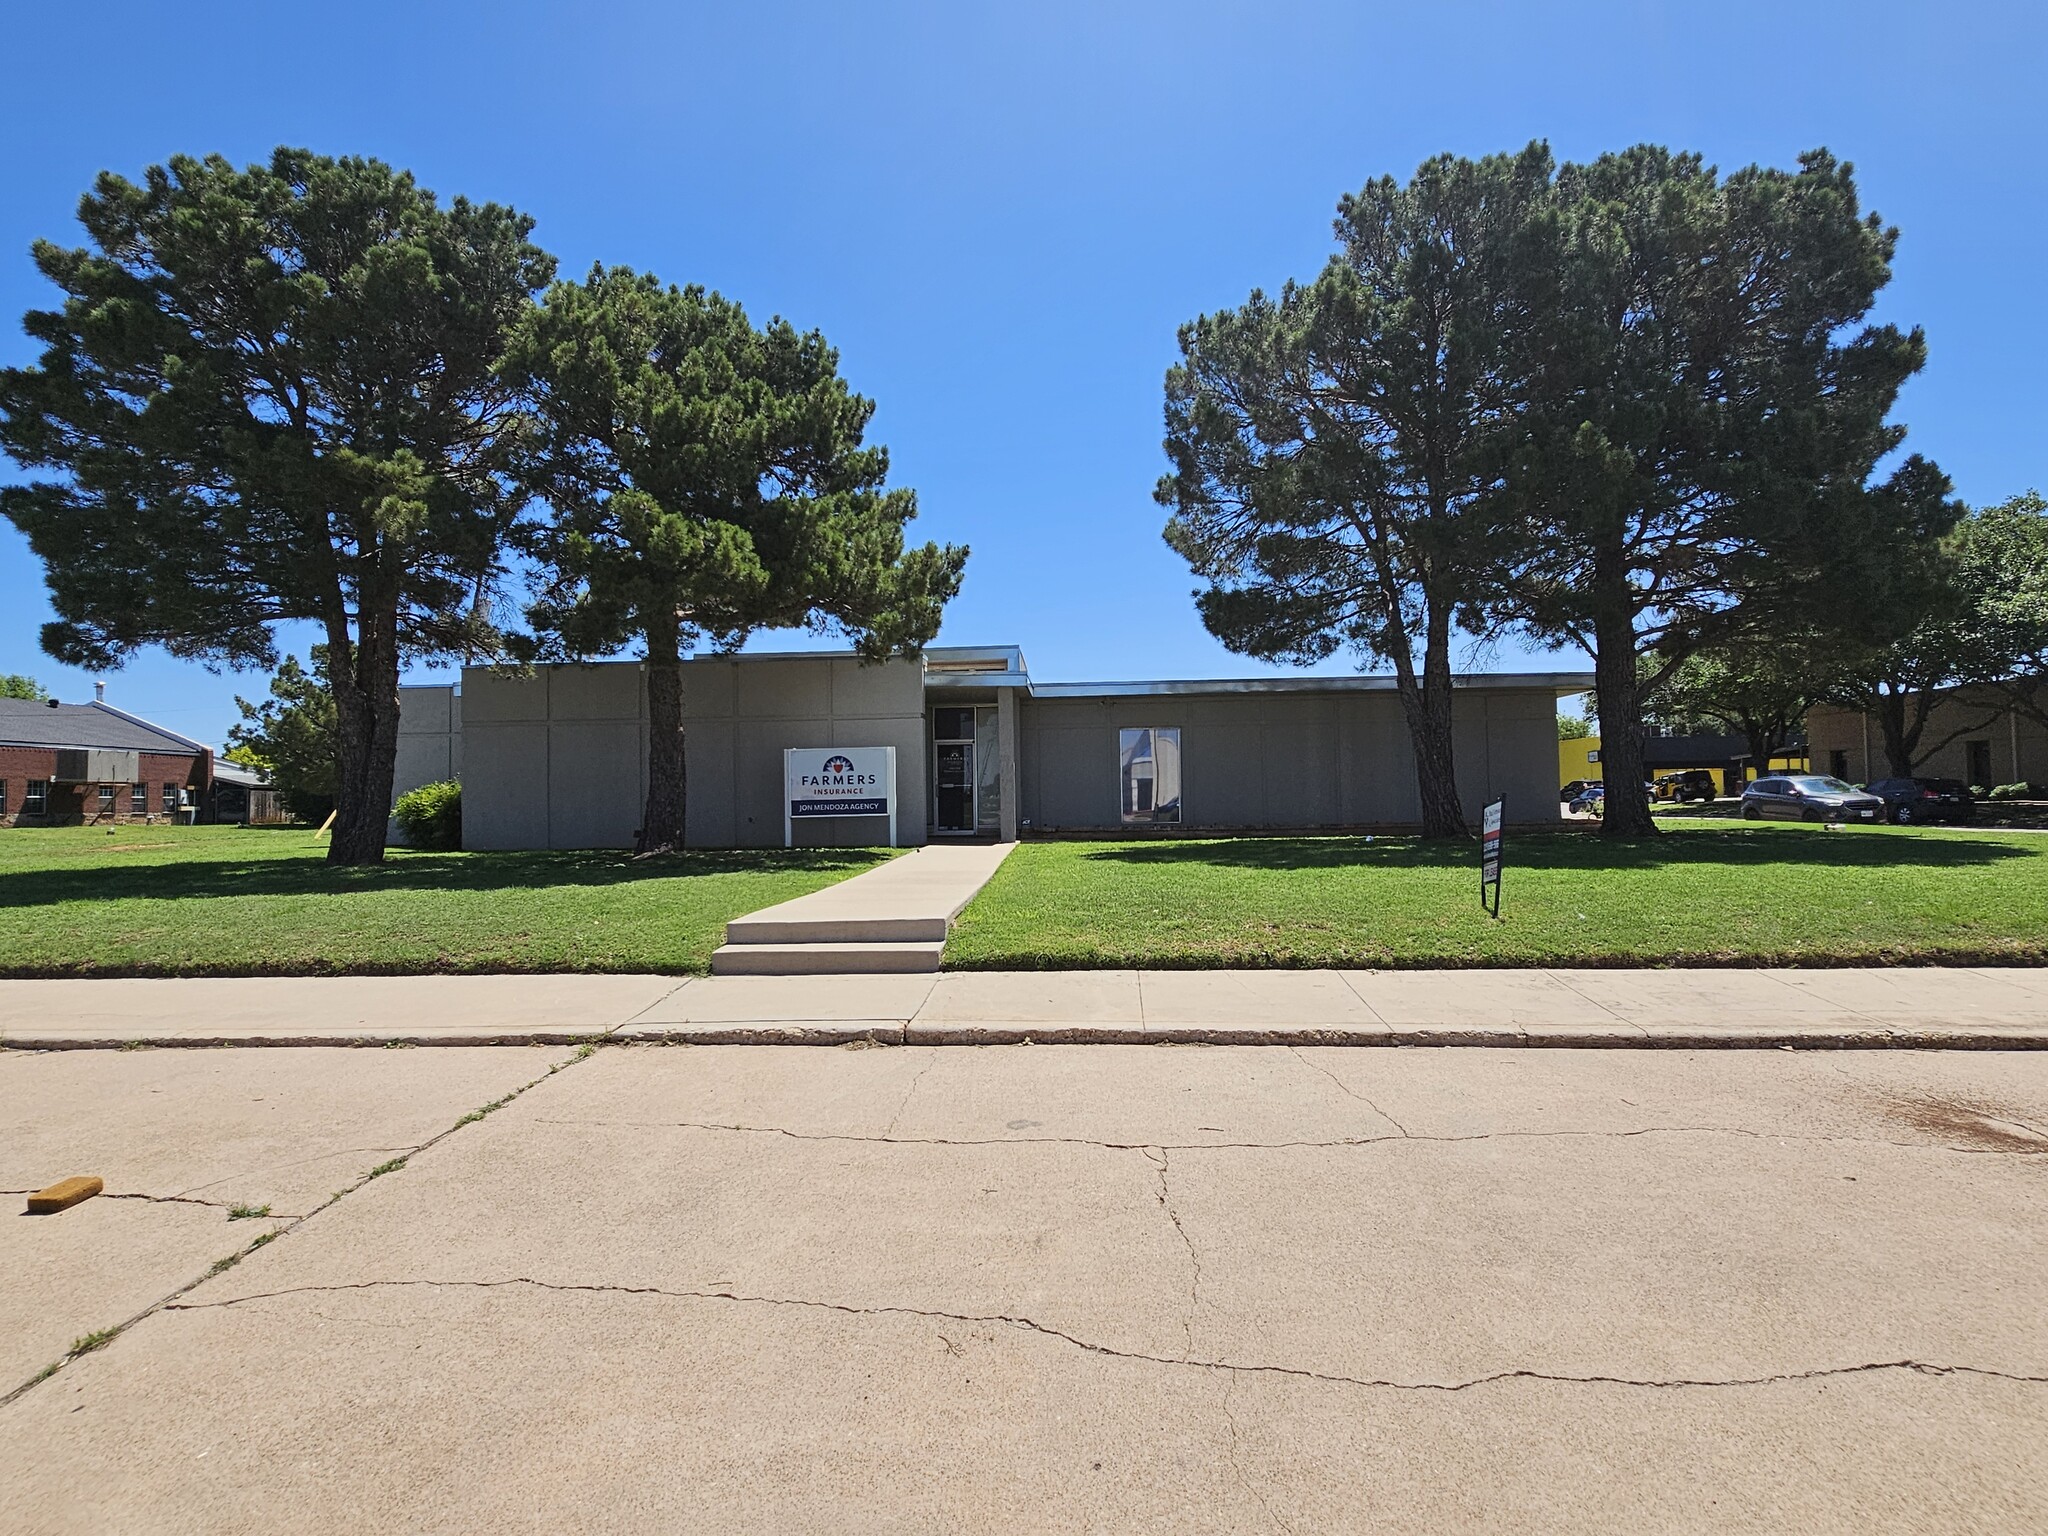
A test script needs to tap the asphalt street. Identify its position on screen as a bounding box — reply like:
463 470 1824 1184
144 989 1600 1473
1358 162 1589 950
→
4 1040 2045 1533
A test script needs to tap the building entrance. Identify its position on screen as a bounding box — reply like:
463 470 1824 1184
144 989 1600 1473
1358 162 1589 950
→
931 705 1000 836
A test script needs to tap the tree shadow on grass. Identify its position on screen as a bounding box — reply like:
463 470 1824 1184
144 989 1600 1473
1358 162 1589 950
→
1078 828 2036 874
0 846 890 910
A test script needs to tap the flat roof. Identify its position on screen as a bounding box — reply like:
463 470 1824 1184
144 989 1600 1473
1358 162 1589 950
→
1027 672 1594 699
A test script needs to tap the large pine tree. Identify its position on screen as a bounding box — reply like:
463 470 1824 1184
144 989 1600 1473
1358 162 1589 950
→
506 266 966 852
1159 146 1552 838
0 148 553 863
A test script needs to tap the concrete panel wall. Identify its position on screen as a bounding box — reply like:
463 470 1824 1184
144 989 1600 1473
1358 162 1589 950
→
392 686 460 840
1018 686 1564 832
462 721 549 850
458 655 927 850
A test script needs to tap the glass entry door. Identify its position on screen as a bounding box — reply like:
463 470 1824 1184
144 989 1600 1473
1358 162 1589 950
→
932 707 976 833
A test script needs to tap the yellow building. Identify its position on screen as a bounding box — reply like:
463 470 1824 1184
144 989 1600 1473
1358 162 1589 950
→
1558 734 1805 795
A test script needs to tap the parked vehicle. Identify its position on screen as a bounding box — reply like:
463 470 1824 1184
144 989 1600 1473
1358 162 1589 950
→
1864 777 1976 825
1740 775 1886 823
1653 769 1719 804
1567 784 1605 816
1560 778 1602 804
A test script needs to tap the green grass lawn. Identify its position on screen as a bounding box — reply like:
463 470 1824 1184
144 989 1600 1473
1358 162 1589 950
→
0 827 893 977
944 823 2048 969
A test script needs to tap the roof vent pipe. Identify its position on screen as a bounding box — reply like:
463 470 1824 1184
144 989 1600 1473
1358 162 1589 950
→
94 680 105 702
47 698 59 708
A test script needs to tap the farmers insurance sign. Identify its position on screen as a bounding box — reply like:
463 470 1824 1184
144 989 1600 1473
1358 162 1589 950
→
783 746 897 845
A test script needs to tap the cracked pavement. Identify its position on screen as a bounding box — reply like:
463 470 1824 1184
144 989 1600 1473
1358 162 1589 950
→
3 1041 2046 1532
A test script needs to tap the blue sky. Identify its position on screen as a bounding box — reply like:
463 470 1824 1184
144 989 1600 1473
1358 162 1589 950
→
3 1 2043 747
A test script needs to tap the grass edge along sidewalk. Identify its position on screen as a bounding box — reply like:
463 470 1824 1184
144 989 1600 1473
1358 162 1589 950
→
942 824 2048 971
0 828 894 979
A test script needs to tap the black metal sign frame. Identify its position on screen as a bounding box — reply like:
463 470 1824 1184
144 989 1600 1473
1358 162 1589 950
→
1480 797 1504 918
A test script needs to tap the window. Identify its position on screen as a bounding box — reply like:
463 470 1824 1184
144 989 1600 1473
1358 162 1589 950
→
98 784 116 811
25 781 47 815
0 779 7 814
1966 739 1992 789
1829 750 1849 780
164 782 180 814
1119 727 1182 825
132 782 148 814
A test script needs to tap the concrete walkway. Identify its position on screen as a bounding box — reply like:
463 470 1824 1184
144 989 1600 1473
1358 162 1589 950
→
712 841 1016 974
5 966 2048 1049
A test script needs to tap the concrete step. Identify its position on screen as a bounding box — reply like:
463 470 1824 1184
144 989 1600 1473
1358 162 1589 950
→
724 914 950 945
711 940 946 976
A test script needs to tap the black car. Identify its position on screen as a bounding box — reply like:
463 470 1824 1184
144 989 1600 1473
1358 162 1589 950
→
1653 770 1719 804
1864 777 1976 825
1560 779 1602 804
1740 775 1887 823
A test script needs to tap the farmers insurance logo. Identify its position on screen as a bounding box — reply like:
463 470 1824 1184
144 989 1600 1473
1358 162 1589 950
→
800 753 880 791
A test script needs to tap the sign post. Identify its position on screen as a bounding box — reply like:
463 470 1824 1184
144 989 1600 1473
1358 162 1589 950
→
783 746 898 848
1479 797 1504 919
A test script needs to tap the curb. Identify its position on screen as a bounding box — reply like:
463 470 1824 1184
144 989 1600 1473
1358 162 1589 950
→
7 1024 2047 1050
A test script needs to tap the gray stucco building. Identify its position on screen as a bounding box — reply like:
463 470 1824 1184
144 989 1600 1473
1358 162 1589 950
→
395 645 1589 849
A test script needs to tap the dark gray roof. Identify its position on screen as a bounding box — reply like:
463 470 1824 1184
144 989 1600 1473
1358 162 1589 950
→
0 698 207 755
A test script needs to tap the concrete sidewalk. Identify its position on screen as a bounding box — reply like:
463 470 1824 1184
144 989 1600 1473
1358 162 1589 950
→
4 966 2048 1049
713 841 1017 974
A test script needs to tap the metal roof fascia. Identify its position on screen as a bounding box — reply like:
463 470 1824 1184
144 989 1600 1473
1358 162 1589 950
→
87 700 211 754
1026 672 1595 699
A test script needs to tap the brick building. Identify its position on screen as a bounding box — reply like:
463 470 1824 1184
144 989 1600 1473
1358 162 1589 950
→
1806 683 2046 789
0 695 212 827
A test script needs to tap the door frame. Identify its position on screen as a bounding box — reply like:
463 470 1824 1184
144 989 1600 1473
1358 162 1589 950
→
931 710 978 836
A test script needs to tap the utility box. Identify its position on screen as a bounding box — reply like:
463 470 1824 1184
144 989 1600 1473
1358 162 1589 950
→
52 748 140 783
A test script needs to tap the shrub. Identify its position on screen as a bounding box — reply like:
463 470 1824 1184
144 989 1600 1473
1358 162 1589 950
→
1987 782 2044 802
392 780 461 851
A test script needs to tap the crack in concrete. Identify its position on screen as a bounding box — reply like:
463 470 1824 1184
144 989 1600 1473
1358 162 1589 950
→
174 1147 413 1200
163 1275 2048 1395
107 1191 293 1216
1288 1047 1411 1135
0 1045 600 1410
880 1054 938 1138
1141 1147 1202 1360
1220 1366 1295 1536
526 1115 2048 1158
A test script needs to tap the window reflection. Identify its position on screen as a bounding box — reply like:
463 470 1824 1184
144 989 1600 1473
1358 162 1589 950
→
1119 727 1181 824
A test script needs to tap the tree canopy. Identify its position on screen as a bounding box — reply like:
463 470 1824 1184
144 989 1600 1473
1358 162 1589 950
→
505 266 967 852
1159 145 1551 838
1826 492 2048 774
226 650 339 823
1489 146 1950 834
1655 642 1822 782
0 148 553 863
0 674 44 700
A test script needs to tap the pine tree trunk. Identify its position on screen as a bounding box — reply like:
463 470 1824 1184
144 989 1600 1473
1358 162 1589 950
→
1590 561 1657 838
638 627 687 854
325 615 402 867
1392 600 1467 840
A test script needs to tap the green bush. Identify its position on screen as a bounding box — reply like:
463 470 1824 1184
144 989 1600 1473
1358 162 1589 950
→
392 780 462 851
1987 782 2044 802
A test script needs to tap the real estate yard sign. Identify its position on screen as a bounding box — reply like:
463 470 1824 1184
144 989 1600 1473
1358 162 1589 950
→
784 746 897 847
1479 797 1504 918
